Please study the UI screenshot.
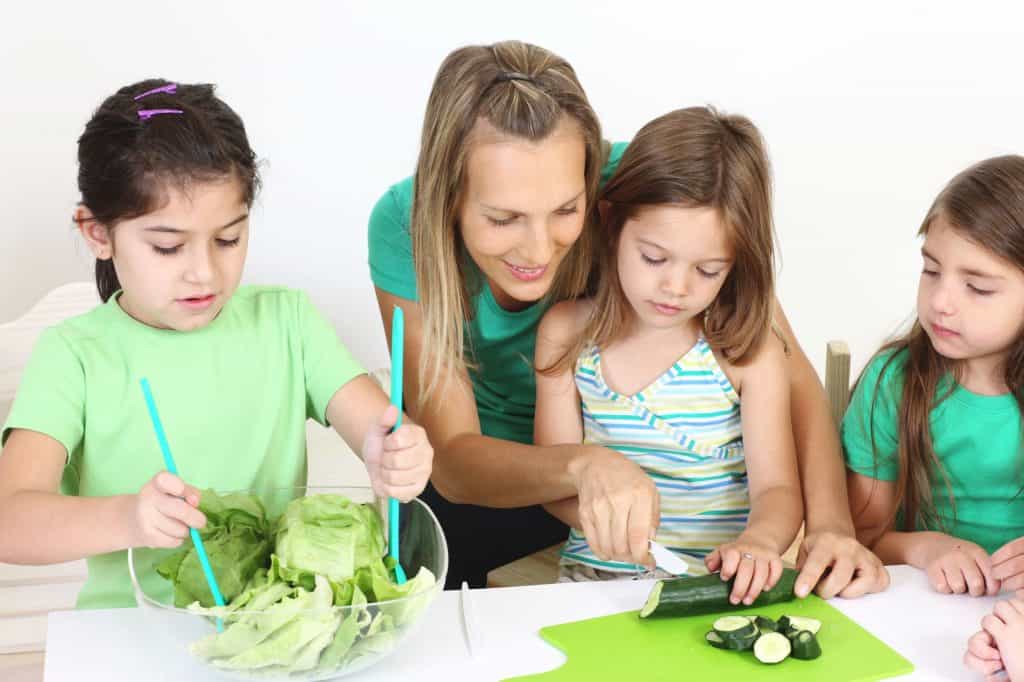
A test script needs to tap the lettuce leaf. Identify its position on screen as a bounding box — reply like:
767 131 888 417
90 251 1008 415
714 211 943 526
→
156 490 272 607
273 494 385 584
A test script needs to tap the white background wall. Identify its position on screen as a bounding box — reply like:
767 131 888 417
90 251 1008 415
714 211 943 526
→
2 1 1022 378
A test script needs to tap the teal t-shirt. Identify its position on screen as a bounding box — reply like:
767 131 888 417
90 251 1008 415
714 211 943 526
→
842 349 1024 554
2 285 366 609
367 142 629 444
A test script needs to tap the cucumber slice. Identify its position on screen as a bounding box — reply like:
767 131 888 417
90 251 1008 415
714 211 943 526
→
639 581 663 618
754 615 779 633
713 616 758 641
783 616 822 635
706 630 729 649
638 569 799 619
753 632 791 664
791 630 822 660
707 629 758 651
726 632 759 651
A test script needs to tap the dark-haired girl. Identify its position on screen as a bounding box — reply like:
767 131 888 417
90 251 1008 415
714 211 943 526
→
0 80 433 608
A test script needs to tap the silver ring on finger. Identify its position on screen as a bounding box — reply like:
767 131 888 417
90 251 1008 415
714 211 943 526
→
741 552 754 561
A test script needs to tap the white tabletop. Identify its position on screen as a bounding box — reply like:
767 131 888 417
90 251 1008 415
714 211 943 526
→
44 565 997 682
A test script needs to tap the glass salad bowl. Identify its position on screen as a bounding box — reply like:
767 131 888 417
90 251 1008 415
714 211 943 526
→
128 486 447 680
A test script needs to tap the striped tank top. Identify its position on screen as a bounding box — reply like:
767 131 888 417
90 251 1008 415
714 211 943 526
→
561 336 749 575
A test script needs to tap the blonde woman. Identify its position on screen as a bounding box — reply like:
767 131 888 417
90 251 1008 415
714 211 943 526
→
368 40 886 595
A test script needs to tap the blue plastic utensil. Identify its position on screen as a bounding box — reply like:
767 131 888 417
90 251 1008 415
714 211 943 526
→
389 306 408 585
139 378 226 632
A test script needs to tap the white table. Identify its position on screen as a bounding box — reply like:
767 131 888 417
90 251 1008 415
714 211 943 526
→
43 565 997 681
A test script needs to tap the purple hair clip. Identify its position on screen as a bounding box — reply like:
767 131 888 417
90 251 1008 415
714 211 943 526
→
137 109 184 121
134 83 177 100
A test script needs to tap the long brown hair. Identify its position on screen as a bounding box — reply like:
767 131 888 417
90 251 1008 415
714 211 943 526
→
410 41 605 405
545 106 777 374
860 155 1024 532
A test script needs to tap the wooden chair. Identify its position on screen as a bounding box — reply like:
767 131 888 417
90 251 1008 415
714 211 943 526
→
485 340 854 588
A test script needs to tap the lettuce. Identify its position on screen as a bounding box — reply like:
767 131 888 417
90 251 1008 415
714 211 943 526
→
156 490 272 608
160 491 436 677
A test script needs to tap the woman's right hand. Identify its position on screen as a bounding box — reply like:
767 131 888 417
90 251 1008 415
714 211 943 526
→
129 472 206 549
917 532 1001 597
569 446 660 567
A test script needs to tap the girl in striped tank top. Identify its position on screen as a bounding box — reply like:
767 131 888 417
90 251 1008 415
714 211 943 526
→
535 106 803 606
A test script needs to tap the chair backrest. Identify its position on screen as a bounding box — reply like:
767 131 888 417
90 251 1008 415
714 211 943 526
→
824 340 852 427
0 282 100 422
0 282 99 653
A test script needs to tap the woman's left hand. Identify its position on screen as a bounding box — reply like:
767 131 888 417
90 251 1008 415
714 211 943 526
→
797 529 891 599
706 537 784 605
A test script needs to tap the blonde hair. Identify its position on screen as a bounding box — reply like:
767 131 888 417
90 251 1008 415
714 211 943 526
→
411 41 604 404
545 106 777 375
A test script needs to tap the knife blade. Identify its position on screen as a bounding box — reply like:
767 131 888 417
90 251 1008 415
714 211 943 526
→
649 540 689 576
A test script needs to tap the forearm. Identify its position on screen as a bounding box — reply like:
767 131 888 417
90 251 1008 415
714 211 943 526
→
543 497 581 530
0 490 135 564
872 530 943 568
742 485 804 555
786 340 856 537
431 433 588 507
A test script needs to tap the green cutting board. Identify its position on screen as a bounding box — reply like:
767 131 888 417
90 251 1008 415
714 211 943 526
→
503 595 913 682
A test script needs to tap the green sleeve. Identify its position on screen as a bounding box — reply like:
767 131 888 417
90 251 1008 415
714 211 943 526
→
601 141 630 186
296 292 367 426
367 177 417 302
841 351 904 482
1 327 85 459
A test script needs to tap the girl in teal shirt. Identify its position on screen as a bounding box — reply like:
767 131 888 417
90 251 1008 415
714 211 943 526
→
844 155 1024 603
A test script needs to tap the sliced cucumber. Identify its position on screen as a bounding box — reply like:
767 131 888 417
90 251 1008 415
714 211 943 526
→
754 615 779 633
783 616 822 635
713 616 758 641
731 632 759 651
706 631 729 650
753 632 791 664
791 630 822 660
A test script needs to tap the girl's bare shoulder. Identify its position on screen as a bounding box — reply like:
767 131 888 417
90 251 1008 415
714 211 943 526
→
538 298 595 344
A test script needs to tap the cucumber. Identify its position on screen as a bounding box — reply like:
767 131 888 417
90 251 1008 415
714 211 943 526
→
706 629 758 651
753 632 791 664
791 630 822 660
705 631 729 649
713 616 758 641
639 568 799 619
783 616 822 635
754 615 779 633
726 632 759 651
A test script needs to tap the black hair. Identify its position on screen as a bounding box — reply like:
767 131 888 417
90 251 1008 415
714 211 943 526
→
77 78 260 301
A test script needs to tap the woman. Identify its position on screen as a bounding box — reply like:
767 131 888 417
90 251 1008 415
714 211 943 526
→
369 40 885 596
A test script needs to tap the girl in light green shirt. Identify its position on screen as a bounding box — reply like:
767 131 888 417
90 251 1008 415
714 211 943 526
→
0 79 433 609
